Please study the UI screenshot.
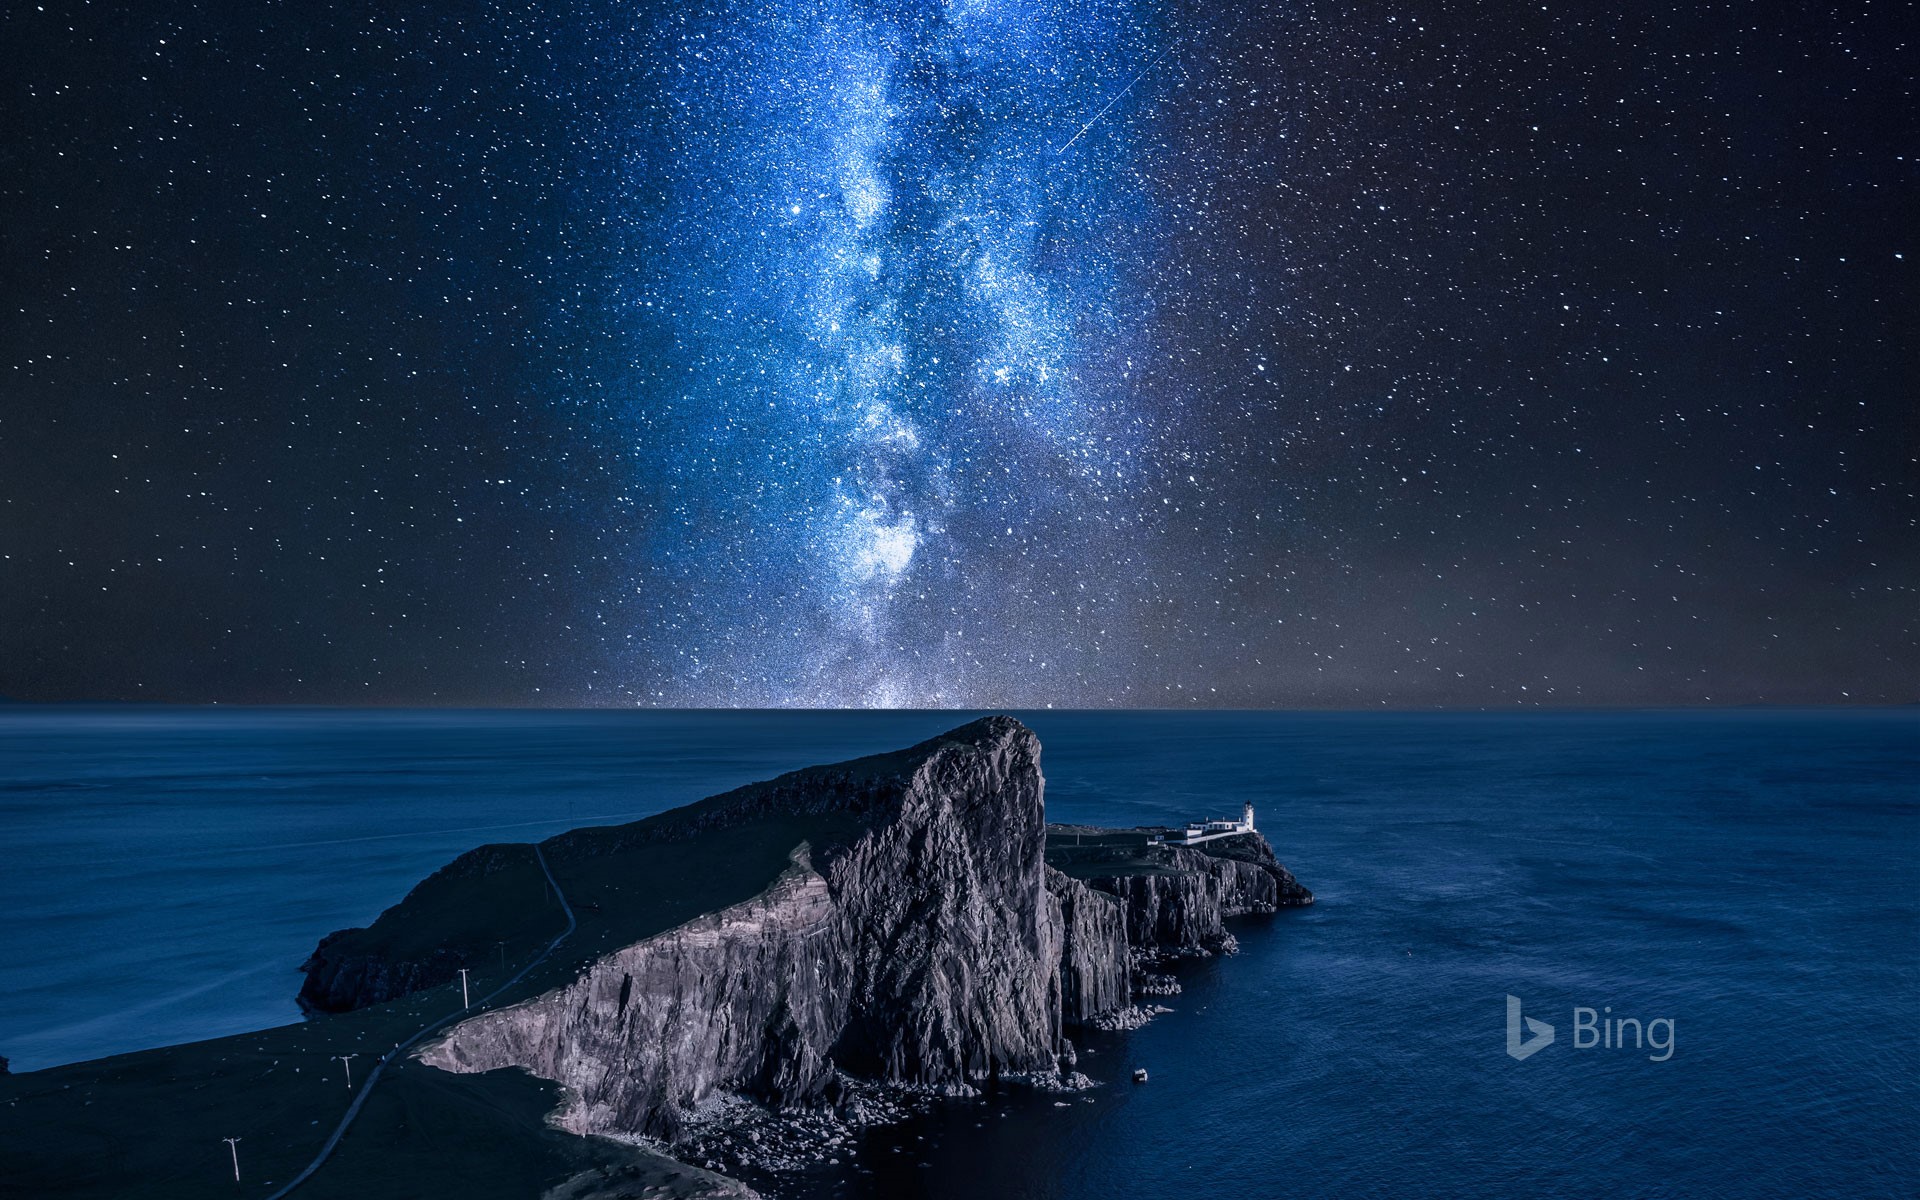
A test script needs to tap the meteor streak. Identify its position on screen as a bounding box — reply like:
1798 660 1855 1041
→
1057 43 1175 155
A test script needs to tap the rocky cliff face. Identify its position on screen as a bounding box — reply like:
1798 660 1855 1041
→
419 717 1070 1140
1045 868 1131 1026
1195 832 1317 908
1082 839 1313 956
307 716 1310 1160
425 848 847 1139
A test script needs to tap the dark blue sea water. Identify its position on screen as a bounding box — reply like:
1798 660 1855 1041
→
3 708 1916 1197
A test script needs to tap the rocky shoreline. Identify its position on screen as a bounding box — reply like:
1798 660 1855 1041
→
298 717 1312 1197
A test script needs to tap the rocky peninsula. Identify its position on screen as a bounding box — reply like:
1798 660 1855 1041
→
0 716 1309 1200
298 716 1311 1195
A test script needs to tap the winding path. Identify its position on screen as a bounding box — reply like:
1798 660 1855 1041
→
263 844 578 1199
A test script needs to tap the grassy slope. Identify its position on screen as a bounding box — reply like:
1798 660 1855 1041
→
1044 825 1187 879
0 809 867 1200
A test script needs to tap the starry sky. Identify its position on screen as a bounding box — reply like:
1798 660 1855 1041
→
2 0 1913 708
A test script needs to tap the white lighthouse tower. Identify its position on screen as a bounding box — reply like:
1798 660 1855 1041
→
1242 801 1256 833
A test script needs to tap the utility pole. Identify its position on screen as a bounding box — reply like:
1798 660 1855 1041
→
458 967 471 1008
495 940 507 969
332 1052 359 1089
222 1137 242 1183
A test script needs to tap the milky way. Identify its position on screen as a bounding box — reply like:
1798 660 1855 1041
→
2 1 1913 708
623 0 1179 705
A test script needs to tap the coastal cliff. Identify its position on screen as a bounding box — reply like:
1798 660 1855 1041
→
297 716 1311 1182
1045 867 1131 1025
1054 834 1314 956
413 718 1072 1141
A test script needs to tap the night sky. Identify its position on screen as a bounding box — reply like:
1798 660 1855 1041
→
2 0 1913 707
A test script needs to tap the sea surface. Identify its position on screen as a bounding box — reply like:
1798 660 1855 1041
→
2 708 1916 1197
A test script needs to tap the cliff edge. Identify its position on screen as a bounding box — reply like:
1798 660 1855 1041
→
296 716 1311 1188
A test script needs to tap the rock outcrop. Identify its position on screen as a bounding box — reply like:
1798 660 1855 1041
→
1077 839 1314 956
302 716 1311 1173
419 717 1068 1140
1046 868 1130 1025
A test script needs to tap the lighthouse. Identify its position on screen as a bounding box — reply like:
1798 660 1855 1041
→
1242 801 1256 832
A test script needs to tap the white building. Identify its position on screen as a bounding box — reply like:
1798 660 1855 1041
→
1180 802 1255 842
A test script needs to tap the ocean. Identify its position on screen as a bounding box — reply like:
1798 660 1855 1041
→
2 708 1915 1197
